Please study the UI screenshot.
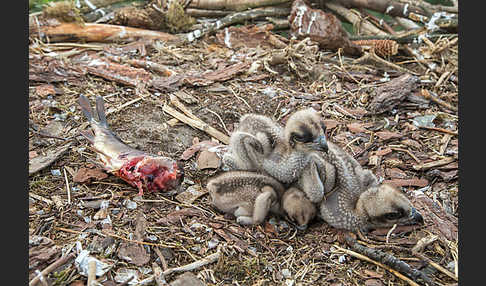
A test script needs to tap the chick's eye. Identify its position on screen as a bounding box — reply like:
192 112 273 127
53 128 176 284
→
292 134 307 143
384 212 401 220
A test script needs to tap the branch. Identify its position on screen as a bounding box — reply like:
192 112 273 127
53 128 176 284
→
29 20 178 43
349 32 457 44
162 105 230 144
327 0 427 19
180 7 290 43
324 2 389 36
29 253 76 286
188 0 291 11
343 235 436 286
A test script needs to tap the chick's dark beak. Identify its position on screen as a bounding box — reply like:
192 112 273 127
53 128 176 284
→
410 207 424 224
313 135 328 152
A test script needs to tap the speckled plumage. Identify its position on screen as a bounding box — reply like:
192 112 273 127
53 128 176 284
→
207 171 316 227
223 108 328 203
318 141 423 232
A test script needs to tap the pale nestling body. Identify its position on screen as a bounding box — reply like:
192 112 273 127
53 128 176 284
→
223 108 329 203
207 171 316 228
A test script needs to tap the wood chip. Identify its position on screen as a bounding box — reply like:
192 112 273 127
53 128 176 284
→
29 142 72 175
196 150 221 170
73 167 109 183
410 192 458 241
368 73 419 114
375 131 402 141
175 186 208 204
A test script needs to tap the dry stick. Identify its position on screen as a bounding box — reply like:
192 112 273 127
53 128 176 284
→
30 22 178 44
333 245 421 286
324 2 389 36
30 193 54 205
374 244 458 281
162 104 230 144
87 260 97 286
185 8 232 17
418 126 458 136
154 247 169 271
412 156 455 171
63 167 71 205
353 50 418 75
138 251 221 284
205 108 231 136
169 94 200 122
163 251 221 276
29 253 76 286
332 0 428 21
390 147 421 164
187 0 290 11
420 89 457 112
152 262 168 286
100 230 177 248
349 33 457 44
105 96 147 117
181 7 290 43
343 235 435 286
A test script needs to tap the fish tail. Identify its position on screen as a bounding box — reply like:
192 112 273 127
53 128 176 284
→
95 96 108 127
78 94 95 122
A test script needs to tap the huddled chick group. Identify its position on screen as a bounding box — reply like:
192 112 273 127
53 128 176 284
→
207 108 424 232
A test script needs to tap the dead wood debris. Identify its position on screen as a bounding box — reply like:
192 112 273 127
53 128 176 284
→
29 0 458 285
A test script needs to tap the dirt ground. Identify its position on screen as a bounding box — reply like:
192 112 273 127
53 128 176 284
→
29 24 458 286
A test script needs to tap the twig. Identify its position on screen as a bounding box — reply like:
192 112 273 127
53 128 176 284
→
334 244 421 286
412 156 455 171
33 270 48 286
353 50 418 75
31 21 178 43
138 251 221 283
29 253 76 286
420 89 457 112
163 251 221 276
229 85 253 111
29 193 53 205
187 0 290 11
205 108 230 136
390 147 421 164
87 260 97 286
324 2 389 36
375 244 458 281
342 235 435 285
162 104 230 144
152 262 168 286
105 96 146 117
332 0 428 19
154 247 169 271
349 33 457 44
418 126 458 136
63 167 71 205
181 7 290 43
169 94 200 122
386 224 397 244
439 134 452 156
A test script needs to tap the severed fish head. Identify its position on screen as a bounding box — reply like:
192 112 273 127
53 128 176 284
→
116 155 184 196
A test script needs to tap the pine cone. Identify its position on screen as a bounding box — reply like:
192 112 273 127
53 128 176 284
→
352 39 399 57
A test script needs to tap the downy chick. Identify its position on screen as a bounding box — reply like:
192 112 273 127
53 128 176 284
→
318 141 424 232
223 108 329 203
207 171 316 228
222 113 283 171
281 187 317 229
